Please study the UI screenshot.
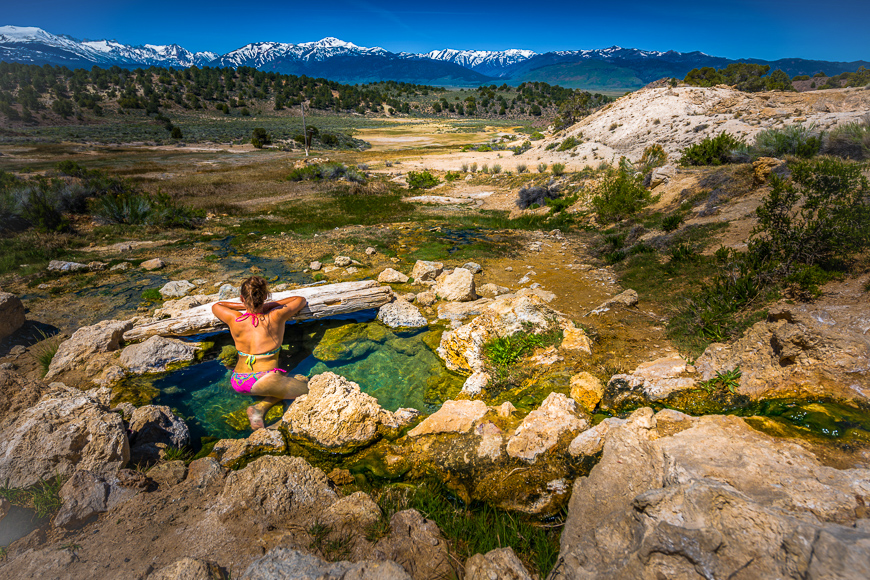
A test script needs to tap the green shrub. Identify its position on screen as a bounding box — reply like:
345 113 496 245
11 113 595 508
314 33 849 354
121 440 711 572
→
591 167 652 222
491 164 502 174
749 156 870 279
822 117 870 160
754 124 822 158
444 171 461 182
557 137 579 151
529 131 544 140
407 170 440 189
679 133 745 166
551 163 565 176
516 163 528 174
639 144 668 172
251 127 271 148
537 163 548 173
93 190 201 228
661 213 684 232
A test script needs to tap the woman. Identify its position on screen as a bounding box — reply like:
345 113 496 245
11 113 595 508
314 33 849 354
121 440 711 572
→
212 276 310 430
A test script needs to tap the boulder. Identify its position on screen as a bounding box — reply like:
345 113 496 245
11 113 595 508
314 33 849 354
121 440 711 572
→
477 283 510 298
217 284 239 300
54 469 138 529
438 294 586 374
410 260 443 282
603 356 696 410
0 292 25 339
569 371 604 412
365 246 377 255
140 258 165 271
47 260 88 273
436 298 493 327
109 262 132 272
461 371 490 396
461 262 482 274
334 256 352 267
242 548 411 580
372 509 453 580
0 382 129 487
185 457 225 489
408 400 489 437
310 261 322 271
378 268 409 284
648 164 676 189
506 393 588 462
211 428 286 469
567 417 625 457
87 261 108 271
119 336 200 374
216 455 338 530
434 268 477 302
416 291 437 307
588 288 638 314
465 547 532 580
159 280 196 299
322 491 382 529
377 300 427 329
695 303 870 402
46 319 134 379
753 156 786 184
128 405 190 463
149 558 229 580
281 372 397 451
148 460 188 486
554 410 870 580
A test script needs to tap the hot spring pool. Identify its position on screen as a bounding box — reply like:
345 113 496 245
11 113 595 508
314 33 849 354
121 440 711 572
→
112 310 464 443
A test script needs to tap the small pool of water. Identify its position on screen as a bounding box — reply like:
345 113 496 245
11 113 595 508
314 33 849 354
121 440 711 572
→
210 236 312 284
0 505 45 546
113 310 464 444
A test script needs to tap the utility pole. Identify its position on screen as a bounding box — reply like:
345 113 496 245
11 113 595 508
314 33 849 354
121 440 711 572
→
301 101 309 157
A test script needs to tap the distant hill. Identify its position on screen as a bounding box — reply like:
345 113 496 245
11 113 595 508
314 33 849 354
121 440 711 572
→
1 25 867 90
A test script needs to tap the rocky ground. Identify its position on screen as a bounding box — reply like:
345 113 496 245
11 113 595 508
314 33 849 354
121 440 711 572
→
1 85 870 579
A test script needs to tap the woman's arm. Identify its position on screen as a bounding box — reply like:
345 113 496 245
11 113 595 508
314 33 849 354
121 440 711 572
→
212 301 245 324
268 296 307 322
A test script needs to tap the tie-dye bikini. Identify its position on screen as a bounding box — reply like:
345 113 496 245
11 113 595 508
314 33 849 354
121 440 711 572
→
229 312 288 393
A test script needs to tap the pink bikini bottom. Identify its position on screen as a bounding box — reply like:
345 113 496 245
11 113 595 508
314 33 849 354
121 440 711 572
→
230 368 287 394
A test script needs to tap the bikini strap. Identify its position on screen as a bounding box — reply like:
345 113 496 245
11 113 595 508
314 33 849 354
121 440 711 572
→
235 312 260 327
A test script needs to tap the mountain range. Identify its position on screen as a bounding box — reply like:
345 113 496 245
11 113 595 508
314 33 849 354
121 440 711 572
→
2 25 868 91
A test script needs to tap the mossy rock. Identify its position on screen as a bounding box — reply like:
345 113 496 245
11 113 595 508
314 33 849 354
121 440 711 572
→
219 345 238 367
313 322 394 362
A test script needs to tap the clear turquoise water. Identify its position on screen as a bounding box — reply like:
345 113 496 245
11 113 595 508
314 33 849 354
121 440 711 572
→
126 310 463 444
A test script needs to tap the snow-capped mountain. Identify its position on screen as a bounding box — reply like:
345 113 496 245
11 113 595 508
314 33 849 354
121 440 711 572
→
0 25 216 68
1 25 866 89
422 48 536 75
215 37 388 69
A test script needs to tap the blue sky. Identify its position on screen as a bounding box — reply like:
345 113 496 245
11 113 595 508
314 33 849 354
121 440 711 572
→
5 0 869 61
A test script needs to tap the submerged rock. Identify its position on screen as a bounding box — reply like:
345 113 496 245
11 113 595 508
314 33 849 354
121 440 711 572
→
46 319 134 379
281 372 399 452
0 292 25 339
434 268 477 302
0 379 129 487
554 410 870 580
242 548 411 580
119 335 201 374
312 323 391 362
377 299 427 329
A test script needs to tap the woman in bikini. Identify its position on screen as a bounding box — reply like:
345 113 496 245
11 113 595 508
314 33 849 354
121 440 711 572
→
212 276 310 430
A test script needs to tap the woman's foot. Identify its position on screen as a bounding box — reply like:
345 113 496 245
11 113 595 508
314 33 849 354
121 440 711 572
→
247 405 266 430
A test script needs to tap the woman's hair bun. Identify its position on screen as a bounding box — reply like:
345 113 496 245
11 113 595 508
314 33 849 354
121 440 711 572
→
240 276 270 312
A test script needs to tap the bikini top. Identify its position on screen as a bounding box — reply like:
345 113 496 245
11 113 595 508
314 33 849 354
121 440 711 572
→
235 312 288 369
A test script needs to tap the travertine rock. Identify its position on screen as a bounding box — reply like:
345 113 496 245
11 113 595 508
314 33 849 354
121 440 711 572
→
119 335 200 374
46 319 134 378
377 299 427 328
0 292 25 339
506 393 588 462
409 260 443 282
378 268 409 284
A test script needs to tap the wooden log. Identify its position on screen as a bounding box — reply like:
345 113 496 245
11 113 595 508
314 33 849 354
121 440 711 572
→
123 280 393 341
